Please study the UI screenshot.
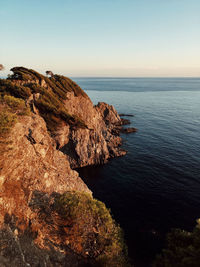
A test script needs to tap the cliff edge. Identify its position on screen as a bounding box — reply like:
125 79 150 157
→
0 67 131 266
5 67 127 168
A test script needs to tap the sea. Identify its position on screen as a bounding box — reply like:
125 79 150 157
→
73 77 200 267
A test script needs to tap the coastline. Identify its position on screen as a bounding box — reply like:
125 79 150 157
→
0 67 133 266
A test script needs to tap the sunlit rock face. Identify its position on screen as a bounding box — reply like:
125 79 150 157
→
0 111 91 224
60 98 127 168
4 67 127 169
0 67 129 266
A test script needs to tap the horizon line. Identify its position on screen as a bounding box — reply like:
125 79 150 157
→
1 75 200 79
70 76 200 79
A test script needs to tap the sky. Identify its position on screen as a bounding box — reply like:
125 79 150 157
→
1 0 200 77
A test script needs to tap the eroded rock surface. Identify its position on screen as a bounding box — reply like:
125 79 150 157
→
3 67 130 169
0 111 90 225
0 67 132 266
60 100 127 168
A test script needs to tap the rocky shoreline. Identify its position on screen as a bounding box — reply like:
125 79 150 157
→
0 67 135 266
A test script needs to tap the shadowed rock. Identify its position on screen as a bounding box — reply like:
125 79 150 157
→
0 67 132 267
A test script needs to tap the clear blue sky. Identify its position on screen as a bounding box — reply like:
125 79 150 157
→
1 0 200 77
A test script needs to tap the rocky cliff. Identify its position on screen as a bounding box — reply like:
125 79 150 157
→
4 67 127 169
0 67 131 266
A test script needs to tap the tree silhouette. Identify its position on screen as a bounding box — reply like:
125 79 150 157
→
46 70 54 77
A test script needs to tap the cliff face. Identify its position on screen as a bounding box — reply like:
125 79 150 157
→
60 98 126 168
5 67 127 168
0 111 90 225
0 67 130 266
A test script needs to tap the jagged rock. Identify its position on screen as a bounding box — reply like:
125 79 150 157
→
0 112 91 226
5 67 127 168
57 99 127 168
0 67 132 266
0 224 89 267
120 127 138 133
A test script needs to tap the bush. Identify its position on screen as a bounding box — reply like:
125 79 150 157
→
55 191 130 266
44 76 67 100
3 95 24 109
0 95 30 155
52 75 88 98
35 95 86 134
153 219 200 267
0 111 16 156
1 67 88 135
10 67 44 81
0 111 17 136
0 79 31 99
3 95 30 115
28 83 46 95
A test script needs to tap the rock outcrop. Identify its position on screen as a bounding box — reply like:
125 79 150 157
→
0 112 90 225
60 100 127 168
3 67 130 169
0 67 132 266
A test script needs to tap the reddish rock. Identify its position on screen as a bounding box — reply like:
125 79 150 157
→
57 99 127 168
0 68 132 266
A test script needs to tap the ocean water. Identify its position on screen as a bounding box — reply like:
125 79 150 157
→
73 77 200 267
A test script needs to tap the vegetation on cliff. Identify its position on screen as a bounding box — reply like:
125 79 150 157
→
0 67 130 266
153 219 200 267
0 190 130 267
54 191 129 266
0 79 31 99
1 67 87 135
9 67 88 98
0 94 30 155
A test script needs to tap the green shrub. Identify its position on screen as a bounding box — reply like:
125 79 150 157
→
153 219 200 267
0 111 17 136
52 75 88 98
3 95 24 109
55 191 130 266
0 94 31 155
27 83 46 95
34 94 86 133
44 76 67 100
12 84 31 99
10 67 44 81
1 67 88 135
35 98 59 115
0 79 31 99
0 94 30 134
0 111 16 155
1 95 30 116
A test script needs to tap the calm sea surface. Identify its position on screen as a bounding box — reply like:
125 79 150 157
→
73 78 200 267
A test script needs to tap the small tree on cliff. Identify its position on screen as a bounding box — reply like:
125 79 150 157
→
46 70 54 77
